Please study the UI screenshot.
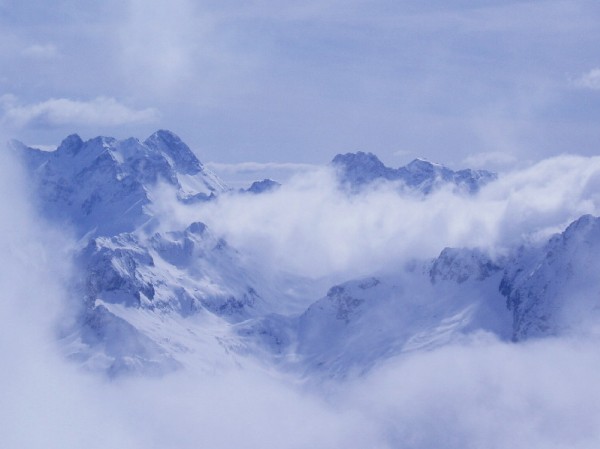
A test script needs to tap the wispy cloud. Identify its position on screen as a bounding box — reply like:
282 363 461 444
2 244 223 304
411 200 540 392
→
0 96 160 128
21 43 59 60
573 68 600 90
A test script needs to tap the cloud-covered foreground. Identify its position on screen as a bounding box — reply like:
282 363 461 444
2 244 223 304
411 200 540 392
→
343 335 600 449
5 150 600 448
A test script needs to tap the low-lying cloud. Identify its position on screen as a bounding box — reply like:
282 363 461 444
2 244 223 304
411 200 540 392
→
341 334 600 449
155 154 600 281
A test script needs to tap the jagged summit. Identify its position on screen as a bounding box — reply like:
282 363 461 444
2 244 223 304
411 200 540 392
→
332 151 496 194
144 129 203 175
331 152 397 186
51 130 203 176
56 133 84 154
332 151 386 168
244 178 281 194
15 130 229 236
405 157 442 169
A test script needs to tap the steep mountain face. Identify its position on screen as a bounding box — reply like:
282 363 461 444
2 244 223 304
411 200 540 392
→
499 214 600 340
80 223 262 317
14 131 270 375
332 151 496 194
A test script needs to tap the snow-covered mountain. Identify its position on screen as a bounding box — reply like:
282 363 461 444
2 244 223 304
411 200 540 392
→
13 130 600 379
500 214 600 341
332 151 496 194
14 131 274 375
13 130 228 237
238 247 511 379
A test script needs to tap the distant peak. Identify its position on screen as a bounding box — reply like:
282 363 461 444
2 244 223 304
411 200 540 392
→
405 158 439 169
246 178 281 194
57 133 84 154
89 135 117 146
332 151 384 167
331 151 396 188
144 130 202 175
146 129 182 144
331 150 495 193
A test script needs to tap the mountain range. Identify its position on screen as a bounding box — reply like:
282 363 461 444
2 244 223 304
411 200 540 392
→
12 130 600 378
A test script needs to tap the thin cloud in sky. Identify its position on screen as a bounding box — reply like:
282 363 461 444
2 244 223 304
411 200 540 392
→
21 43 59 60
573 68 600 90
0 96 160 129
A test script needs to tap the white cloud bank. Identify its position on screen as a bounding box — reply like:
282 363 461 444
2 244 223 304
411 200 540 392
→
154 154 600 281
0 95 159 128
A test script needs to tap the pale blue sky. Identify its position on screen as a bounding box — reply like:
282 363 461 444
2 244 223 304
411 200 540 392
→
1 0 600 169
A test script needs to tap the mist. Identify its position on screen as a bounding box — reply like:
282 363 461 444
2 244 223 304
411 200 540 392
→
149 154 600 283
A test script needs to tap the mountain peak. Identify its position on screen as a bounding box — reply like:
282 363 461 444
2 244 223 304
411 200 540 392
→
245 179 281 194
144 130 202 175
147 129 180 143
331 151 395 187
406 158 438 169
57 133 84 155
19 131 229 237
332 150 495 194
332 151 386 169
